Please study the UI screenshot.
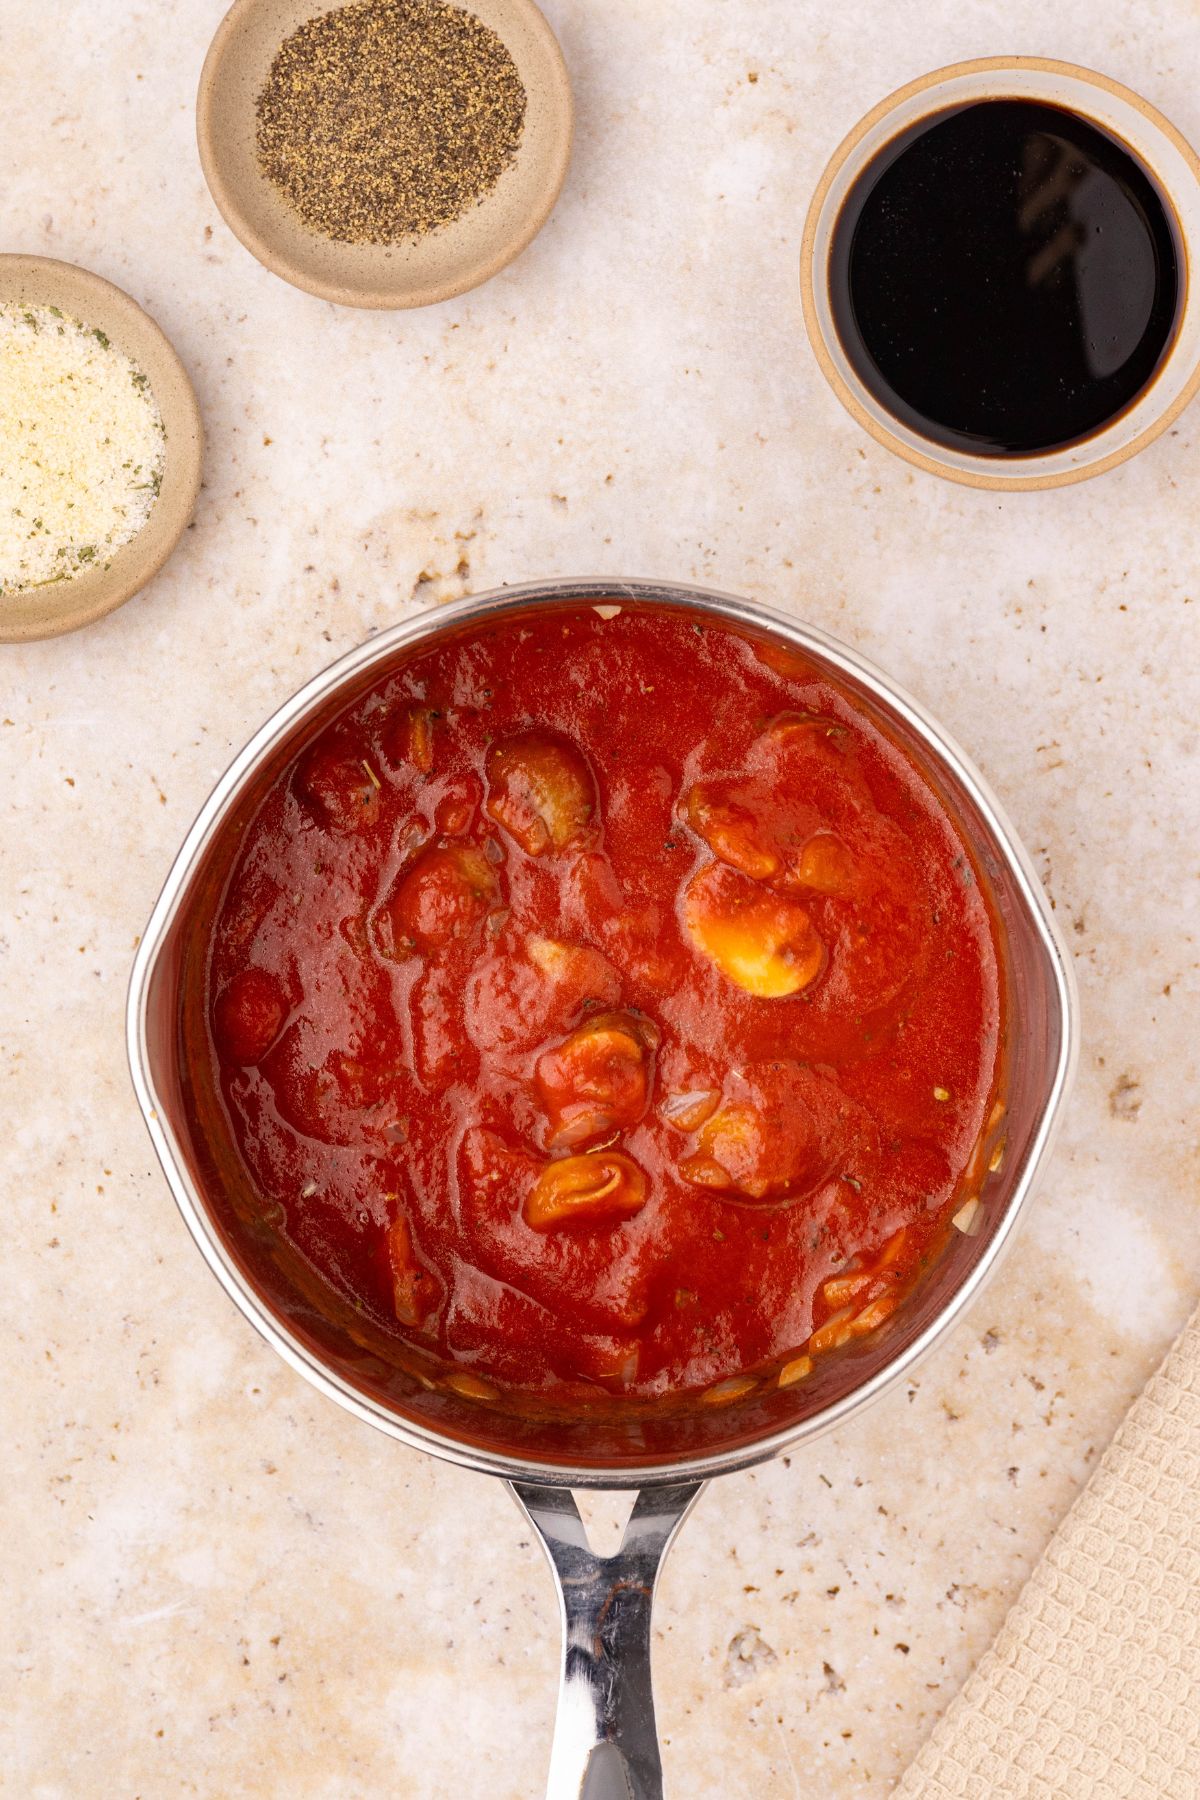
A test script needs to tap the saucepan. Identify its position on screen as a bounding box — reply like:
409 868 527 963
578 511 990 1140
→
127 578 1078 1798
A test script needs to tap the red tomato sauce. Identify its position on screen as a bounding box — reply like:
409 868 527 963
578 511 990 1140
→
195 607 1004 1402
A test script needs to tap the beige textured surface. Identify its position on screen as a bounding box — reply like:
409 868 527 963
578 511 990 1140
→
2 1 1199 1796
897 1305 1200 1799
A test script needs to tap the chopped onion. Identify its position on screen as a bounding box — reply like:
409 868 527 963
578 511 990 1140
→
700 1375 758 1406
661 1087 721 1131
443 1370 498 1401
778 1355 813 1388
952 1196 982 1235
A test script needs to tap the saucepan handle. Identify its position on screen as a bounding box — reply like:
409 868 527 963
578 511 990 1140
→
508 1480 706 1800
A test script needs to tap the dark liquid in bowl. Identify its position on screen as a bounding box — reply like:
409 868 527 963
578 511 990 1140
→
829 98 1182 455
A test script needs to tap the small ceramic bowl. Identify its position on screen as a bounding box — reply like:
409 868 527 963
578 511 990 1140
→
801 58 1200 490
0 256 203 643
197 0 574 309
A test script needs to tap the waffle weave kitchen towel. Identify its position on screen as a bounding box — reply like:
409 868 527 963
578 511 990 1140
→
895 1303 1200 1800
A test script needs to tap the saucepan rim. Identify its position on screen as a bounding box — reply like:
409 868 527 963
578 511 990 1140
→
127 577 1079 1487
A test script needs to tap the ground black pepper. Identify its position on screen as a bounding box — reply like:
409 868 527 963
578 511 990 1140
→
255 0 527 245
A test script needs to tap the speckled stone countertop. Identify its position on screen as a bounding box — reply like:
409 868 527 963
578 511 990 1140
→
3 2 1199 1795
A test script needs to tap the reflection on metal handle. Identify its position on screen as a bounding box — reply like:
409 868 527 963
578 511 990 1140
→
509 1481 706 1800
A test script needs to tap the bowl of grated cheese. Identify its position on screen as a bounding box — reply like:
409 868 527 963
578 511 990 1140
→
0 256 203 642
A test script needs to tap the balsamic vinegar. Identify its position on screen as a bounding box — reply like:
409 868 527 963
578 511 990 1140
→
829 99 1182 455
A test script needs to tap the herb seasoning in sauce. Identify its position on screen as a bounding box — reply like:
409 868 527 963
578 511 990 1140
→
829 99 1182 456
255 0 528 245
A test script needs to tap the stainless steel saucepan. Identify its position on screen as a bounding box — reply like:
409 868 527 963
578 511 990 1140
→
128 579 1078 1799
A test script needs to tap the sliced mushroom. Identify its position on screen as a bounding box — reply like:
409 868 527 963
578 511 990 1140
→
435 780 479 836
464 936 623 1059
791 832 857 895
296 738 385 831
486 732 596 855
683 862 824 998
525 1151 648 1231
212 967 288 1067
377 843 500 956
685 783 780 880
526 936 621 1000
536 1010 658 1149
675 1064 841 1202
678 1101 781 1198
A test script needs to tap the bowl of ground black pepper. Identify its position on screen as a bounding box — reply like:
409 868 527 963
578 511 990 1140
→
0 256 203 643
197 0 573 308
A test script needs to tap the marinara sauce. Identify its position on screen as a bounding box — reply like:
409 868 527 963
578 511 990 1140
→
196 607 1004 1402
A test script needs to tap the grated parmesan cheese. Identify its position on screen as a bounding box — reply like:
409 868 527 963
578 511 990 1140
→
0 302 166 597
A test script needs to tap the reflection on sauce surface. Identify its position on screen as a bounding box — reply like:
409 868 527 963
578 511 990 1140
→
192 608 1005 1403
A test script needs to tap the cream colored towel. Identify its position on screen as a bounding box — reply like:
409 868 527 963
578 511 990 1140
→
895 1304 1200 1800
